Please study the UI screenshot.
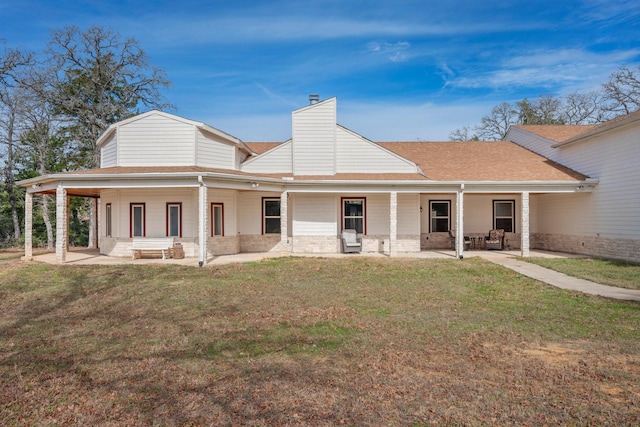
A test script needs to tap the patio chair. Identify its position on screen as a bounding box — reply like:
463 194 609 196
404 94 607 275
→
449 231 470 250
341 229 362 253
485 229 505 250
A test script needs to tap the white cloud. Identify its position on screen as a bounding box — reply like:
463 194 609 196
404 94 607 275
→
448 48 640 93
366 41 411 62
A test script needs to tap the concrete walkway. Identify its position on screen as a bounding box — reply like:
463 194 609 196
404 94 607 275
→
477 251 640 302
24 248 640 302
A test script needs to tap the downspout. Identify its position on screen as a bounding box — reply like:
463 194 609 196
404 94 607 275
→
456 184 464 259
198 176 207 267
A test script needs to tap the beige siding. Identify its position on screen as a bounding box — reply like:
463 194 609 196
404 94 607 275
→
242 141 293 173
292 98 336 175
237 191 267 235
291 194 337 235
208 189 238 236
100 188 197 239
196 129 236 169
118 114 195 166
100 133 118 167
397 193 420 235
336 127 416 173
365 193 390 235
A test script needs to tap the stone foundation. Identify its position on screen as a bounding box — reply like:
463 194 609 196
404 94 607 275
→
532 233 640 264
208 235 240 256
239 234 282 253
291 236 340 253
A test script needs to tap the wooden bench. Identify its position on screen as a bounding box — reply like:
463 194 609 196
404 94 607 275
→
131 237 175 260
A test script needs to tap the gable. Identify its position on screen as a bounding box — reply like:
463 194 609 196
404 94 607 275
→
117 112 196 167
335 126 417 173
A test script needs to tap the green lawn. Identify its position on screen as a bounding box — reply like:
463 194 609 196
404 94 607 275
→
524 257 640 290
1 256 639 426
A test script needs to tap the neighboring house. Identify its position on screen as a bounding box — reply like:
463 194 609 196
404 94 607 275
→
504 111 640 263
21 96 611 266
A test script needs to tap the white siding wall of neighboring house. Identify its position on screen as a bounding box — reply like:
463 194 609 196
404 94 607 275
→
291 194 337 236
196 129 236 169
504 127 557 159
531 193 594 235
335 127 417 173
515 123 640 240
292 98 336 175
100 133 118 167
241 142 293 173
118 114 195 166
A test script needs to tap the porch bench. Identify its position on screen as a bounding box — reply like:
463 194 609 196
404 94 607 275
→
131 237 175 260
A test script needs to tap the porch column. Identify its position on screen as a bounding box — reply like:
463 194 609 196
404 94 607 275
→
55 183 67 264
389 191 398 256
198 178 208 267
280 191 289 247
456 185 464 259
24 192 33 260
521 191 530 257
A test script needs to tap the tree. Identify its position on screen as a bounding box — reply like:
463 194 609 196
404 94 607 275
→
47 25 172 168
561 90 608 124
474 102 519 141
602 66 640 115
0 45 33 242
448 126 478 141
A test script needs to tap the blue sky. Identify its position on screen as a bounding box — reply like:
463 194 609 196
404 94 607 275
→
2 0 639 141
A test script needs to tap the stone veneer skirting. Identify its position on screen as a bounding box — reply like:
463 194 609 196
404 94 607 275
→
532 233 640 264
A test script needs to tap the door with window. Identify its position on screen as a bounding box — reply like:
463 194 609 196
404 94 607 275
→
130 203 146 237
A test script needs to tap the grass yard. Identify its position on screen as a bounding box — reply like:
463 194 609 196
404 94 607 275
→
524 257 640 291
1 256 639 426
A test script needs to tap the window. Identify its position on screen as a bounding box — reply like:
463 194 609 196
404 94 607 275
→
493 200 515 232
429 200 450 232
130 203 146 237
106 203 112 237
166 203 182 237
211 203 224 236
342 197 366 234
263 198 281 234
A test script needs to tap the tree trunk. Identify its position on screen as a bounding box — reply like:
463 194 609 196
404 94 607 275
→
4 111 21 241
41 194 54 250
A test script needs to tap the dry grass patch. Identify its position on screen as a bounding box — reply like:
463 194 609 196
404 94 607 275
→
524 257 640 290
1 256 639 426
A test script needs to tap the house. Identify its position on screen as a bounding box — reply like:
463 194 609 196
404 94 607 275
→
24 95 632 267
504 111 640 263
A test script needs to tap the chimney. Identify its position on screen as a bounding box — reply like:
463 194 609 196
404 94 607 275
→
309 94 319 105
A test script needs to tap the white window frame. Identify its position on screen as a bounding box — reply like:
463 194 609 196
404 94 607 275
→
263 198 281 234
130 203 146 238
493 200 515 232
211 203 224 236
166 202 182 237
429 200 451 232
342 197 366 234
